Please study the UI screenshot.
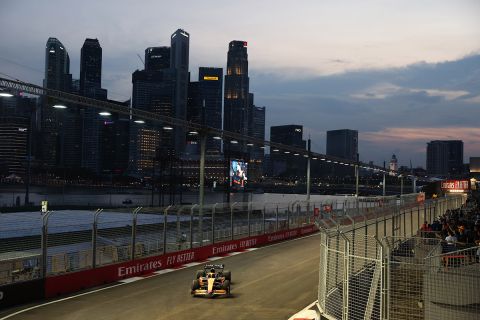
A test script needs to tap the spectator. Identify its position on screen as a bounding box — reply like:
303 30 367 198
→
445 230 457 245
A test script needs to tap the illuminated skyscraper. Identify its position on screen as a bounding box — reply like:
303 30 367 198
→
224 41 249 138
80 38 107 173
199 67 223 154
42 37 72 168
170 29 190 155
145 46 170 71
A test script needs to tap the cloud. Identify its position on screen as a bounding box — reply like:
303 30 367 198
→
351 82 470 100
361 127 480 164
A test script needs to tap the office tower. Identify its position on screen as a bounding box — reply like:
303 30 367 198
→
186 80 200 156
170 29 190 155
224 41 249 139
199 67 223 154
0 95 37 176
145 47 170 71
326 129 358 177
44 38 72 91
100 101 130 175
250 105 266 181
42 37 73 168
427 140 464 175
326 129 358 161
270 125 306 177
79 38 107 174
130 67 176 175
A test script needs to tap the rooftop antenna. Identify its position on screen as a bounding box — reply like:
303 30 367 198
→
136 54 145 68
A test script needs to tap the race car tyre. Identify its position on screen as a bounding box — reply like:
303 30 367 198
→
191 279 200 292
222 280 231 295
195 270 204 279
223 270 231 281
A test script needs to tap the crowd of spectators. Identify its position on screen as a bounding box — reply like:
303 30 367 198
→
420 192 480 261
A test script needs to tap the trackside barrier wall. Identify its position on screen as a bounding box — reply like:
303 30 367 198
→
44 224 317 297
316 194 469 320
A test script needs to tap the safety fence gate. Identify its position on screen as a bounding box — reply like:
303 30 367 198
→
317 195 469 320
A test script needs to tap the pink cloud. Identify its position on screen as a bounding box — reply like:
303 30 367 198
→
362 127 480 158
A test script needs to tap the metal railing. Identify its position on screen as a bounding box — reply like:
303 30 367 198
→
316 194 476 320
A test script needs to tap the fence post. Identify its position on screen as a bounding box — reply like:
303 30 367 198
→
230 202 237 240
263 204 266 234
131 207 141 260
276 205 279 232
247 201 252 237
92 208 104 268
339 232 350 320
410 206 413 237
212 203 217 244
41 211 53 278
190 204 197 249
176 205 184 250
287 203 290 230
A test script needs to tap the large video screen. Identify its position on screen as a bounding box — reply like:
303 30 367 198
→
230 160 248 190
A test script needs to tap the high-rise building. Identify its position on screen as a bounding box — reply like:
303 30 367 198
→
249 104 266 181
80 38 102 95
44 37 72 92
42 37 73 168
186 80 200 156
199 67 223 154
326 129 358 161
224 41 249 145
145 47 170 71
170 29 190 155
0 94 37 176
130 67 176 175
100 101 130 175
427 140 464 176
270 125 306 177
80 38 107 174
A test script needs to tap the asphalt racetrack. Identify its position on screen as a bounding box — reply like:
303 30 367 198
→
2 233 320 320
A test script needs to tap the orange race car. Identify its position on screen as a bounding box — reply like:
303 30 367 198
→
191 264 231 298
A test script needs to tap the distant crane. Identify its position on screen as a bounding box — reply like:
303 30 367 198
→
136 54 145 68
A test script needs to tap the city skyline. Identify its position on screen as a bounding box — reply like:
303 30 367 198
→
1 0 479 167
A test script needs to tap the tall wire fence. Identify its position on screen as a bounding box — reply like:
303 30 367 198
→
0 194 417 287
316 194 478 320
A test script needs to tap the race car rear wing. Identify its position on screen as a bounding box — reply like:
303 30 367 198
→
204 264 224 270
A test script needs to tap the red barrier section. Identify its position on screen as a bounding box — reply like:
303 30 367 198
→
45 225 317 298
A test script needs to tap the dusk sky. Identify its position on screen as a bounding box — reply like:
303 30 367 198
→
1 0 479 167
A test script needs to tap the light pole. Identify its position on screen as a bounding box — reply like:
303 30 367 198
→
399 174 404 196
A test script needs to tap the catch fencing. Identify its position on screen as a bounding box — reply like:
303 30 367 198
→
0 195 408 287
316 194 478 320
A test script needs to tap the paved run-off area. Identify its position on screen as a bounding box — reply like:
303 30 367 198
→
1 233 321 320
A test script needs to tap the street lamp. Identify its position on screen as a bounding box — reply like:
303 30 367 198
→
0 92 14 97
99 111 111 116
52 104 67 109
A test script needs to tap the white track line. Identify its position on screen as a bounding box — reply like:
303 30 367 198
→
288 301 319 320
206 256 222 261
182 262 202 268
153 269 175 275
0 283 125 320
118 277 144 283
0 231 319 320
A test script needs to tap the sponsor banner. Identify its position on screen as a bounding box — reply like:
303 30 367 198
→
45 225 317 298
0 279 45 309
441 180 469 192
